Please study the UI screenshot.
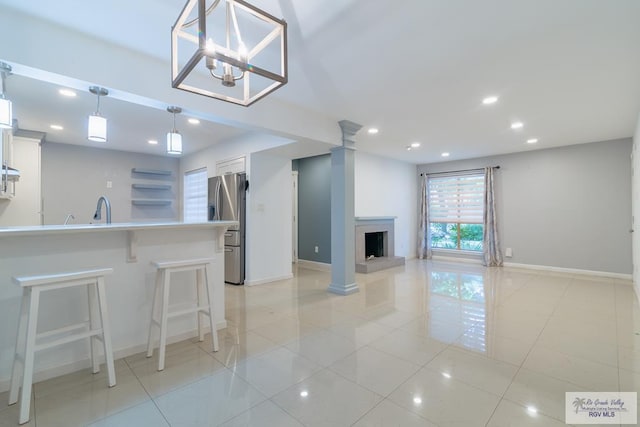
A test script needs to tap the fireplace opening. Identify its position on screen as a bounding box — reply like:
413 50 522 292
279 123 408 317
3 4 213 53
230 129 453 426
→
365 231 385 258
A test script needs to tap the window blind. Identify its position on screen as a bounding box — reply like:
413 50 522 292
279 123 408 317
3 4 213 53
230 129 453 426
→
183 168 208 222
428 174 484 224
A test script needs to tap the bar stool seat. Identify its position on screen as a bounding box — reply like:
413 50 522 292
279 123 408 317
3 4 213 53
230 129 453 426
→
9 268 116 425
146 258 218 371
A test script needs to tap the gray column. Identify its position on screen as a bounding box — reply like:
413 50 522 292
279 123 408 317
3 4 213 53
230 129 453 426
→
328 120 362 295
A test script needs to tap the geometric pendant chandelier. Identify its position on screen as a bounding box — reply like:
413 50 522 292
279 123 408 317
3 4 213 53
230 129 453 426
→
171 0 287 107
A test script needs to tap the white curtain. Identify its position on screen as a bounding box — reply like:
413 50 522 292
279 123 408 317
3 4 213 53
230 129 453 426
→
482 167 503 267
418 176 432 259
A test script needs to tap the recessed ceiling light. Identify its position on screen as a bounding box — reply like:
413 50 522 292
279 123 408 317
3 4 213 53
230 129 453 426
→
299 390 309 398
188 118 200 125
441 372 451 379
511 121 524 130
50 124 63 130
413 396 423 405
526 406 538 414
527 138 538 144
368 127 379 134
406 147 412 151
58 89 77 97
411 142 421 148
441 152 450 157
482 96 498 105
147 139 158 145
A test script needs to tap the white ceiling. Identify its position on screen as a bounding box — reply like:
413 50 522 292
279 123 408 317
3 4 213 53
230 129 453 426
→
1 0 639 163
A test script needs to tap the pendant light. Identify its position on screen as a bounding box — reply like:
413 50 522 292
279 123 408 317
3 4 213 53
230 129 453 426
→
88 86 108 142
0 62 13 130
166 106 182 155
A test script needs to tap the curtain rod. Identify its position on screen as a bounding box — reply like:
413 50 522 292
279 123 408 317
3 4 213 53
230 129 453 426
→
420 166 499 177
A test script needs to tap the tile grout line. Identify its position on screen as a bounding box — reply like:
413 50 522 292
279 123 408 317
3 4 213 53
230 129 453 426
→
484 275 577 425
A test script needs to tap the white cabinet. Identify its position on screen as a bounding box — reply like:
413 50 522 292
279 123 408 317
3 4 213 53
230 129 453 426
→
0 129 17 199
0 136 41 226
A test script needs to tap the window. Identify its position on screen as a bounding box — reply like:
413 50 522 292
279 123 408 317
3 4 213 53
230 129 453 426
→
428 174 484 251
183 168 208 222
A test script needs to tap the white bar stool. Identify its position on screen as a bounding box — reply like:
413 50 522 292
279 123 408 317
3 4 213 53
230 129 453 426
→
9 268 116 425
146 258 219 371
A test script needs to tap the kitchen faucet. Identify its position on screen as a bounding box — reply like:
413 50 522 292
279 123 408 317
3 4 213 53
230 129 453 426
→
93 196 112 224
63 213 75 225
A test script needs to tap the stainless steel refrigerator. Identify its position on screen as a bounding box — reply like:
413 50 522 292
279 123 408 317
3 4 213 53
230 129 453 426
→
208 172 247 285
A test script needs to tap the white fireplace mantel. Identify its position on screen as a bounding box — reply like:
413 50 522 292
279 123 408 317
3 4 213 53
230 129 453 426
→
355 217 405 273
355 216 397 221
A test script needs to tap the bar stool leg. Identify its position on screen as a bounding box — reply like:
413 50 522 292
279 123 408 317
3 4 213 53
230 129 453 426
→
8 288 29 406
88 281 100 374
204 265 219 352
196 267 204 342
19 287 41 425
96 276 116 387
158 269 171 371
146 270 161 358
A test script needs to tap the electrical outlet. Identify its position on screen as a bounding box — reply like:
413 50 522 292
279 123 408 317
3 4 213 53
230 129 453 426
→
505 247 513 257
314 246 319 253
106 180 112 188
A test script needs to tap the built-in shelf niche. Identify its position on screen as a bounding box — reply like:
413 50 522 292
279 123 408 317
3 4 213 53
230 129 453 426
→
131 183 172 191
131 168 172 176
131 168 174 209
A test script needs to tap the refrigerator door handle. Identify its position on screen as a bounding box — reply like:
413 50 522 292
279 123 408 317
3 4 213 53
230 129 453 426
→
214 179 221 221
224 248 233 252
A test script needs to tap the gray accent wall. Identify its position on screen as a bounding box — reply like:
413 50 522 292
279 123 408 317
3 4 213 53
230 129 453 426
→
297 154 332 263
418 138 633 274
42 142 179 225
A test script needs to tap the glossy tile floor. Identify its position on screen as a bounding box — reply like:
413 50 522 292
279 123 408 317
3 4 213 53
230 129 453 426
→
2 259 639 426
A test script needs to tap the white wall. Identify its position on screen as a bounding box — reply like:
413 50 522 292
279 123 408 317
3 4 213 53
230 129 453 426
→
419 138 633 275
0 136 41 226
42 143 179 224
355 151 418 259
246 151 293 285
633 113 640 297
181 135 294 285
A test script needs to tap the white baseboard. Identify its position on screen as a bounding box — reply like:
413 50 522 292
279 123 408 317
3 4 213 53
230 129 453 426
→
503 262 632 281
432 255 483 265
297 259 332 272
245 273 294 286
0 320 227 393
427 256 632 281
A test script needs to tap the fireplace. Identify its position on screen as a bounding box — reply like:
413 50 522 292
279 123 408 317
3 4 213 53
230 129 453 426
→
365 232 385 258
355 217 405 273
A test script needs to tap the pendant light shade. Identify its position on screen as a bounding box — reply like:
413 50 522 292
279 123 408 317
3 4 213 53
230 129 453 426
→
166 106 183 155
0 62 13 130
88 86 108 142
166 130 182 155
88 113 107 142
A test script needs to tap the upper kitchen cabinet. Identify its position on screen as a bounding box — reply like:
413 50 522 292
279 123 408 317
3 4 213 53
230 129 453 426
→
0 134 41 226
0 129 20 199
